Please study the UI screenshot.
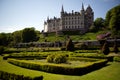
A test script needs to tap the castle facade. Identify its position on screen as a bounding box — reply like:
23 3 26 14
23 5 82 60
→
44 4 94 34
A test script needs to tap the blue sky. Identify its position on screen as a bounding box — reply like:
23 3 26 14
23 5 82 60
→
0 0 119 33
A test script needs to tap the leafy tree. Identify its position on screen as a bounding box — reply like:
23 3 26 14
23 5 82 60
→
105 5 120 37
89 25 97 32
94 17 105 29
12 30 22 44
0 33 11 46
22 27 39 42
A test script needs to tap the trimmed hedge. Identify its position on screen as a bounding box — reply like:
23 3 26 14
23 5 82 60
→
8 58 108 75
68 57 99 62
70 53 113 61
0 70 43 80
113 56 120 62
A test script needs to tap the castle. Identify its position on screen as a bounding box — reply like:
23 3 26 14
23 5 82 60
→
44 3 94 34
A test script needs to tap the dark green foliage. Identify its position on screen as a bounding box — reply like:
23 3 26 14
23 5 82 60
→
0 33 12 46
0 70 43 80
47 54 67 64
105 5 120 37
66 39 74 51
94 17 105 29
11 30 23 45
0 46 5 55
89 25 98 32
113 40 119 53
22 27 39 42
8 59 108 75
101 41 110 55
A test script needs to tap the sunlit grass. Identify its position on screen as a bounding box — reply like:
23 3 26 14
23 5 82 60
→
0 56 120 80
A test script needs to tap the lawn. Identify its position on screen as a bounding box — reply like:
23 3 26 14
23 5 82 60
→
0 56 120 80
39 30 108 42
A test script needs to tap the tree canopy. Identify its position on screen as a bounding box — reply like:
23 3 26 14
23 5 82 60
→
94 17 105 29
105 5 120 37
0 27 40 47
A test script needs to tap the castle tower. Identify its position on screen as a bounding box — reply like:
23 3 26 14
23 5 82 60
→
81 3 85 15
61 5 64 12
61 5 64 16
86 5 94 29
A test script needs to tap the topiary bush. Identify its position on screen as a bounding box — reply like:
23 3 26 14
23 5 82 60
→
101 41 110 55
66 39 74 51
47 54 67 64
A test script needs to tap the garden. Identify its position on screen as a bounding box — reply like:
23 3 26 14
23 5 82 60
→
0 47 120 80
0 38 120 80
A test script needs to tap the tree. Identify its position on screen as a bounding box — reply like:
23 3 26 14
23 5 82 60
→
12 31 22 44
0 33 11 46
101 41 110 55
89 25 97 32
94 17 105 30
105 5 120 37
22 27 39 42
66 39 74 51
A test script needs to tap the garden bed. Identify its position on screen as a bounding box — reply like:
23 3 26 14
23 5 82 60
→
8 58 108 75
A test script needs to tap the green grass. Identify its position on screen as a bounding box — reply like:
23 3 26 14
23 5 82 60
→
0 56 120 80
39 30 108 42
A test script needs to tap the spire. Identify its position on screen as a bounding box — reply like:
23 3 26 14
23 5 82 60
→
82 3 84 11
47 16 49 20
61 5 64 12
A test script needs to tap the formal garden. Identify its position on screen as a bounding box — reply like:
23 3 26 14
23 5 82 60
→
0 39 120 80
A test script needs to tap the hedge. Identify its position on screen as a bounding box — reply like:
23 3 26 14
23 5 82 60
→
8 58 108 75
68 57 99 62
0 70 43 80
113 56 120 62
70 53 113 61
3 53 47 60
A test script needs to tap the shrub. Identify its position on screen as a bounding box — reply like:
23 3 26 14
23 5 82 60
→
53 54 67 64
0 70 43 80
114 56 120 62
47 54 67 64
66 39 74 51
101 41 110 55
46 54 55 63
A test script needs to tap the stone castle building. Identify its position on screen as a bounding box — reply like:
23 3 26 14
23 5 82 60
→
44 4 94 34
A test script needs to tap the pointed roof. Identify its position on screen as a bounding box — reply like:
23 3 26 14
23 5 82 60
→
86 4 93 12
82 3 84 11
61 5 64 12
